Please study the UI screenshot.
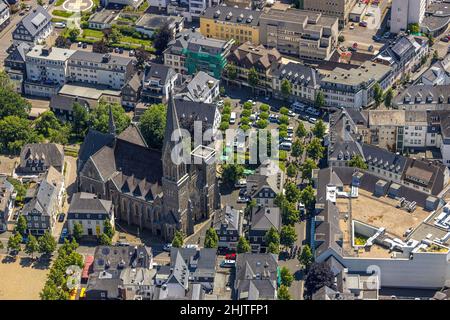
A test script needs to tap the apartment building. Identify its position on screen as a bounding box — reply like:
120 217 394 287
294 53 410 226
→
224 42 281 96
67 52 135 90
200 6 261 44
259 8 339 61
390 0 427 34
141 63 179 103
375 35 429 85
319 61 392 109
12 6 52 46
135 14 184 38
301 0 358 27
0 1 10 31
175 71 220 103
24 46 76 98
271 62 321 103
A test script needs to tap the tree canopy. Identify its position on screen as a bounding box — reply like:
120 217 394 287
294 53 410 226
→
348 155 368 169
139 103 167 149
89 102 130 134
237 236 251 253
204 227 219 249
172 231 184 248
304 262 335 299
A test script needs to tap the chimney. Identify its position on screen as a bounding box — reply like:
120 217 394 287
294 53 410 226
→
41 46 51 56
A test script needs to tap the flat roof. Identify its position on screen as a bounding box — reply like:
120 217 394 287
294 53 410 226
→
59 83 121 100
321 61 392 86
26 45 76 61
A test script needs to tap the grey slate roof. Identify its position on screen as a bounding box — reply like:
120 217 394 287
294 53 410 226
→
272 62 320 88
17 6 51 37
50 95 90 112
234 253 278 300
143 63 175 84
213 205 240 232
202 6 262 27
18 143 64 172
68 192 112 215
175 71 219 102
250 206 281 232
393 84 450 107
78 129 115 167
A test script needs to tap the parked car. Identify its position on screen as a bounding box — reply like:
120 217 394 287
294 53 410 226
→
82 43 87 49
119 48 124 54
129 50 135 57
225 253 237 260
163 243 172 252
185 244 199 250
58 213 65 223
441 37 450 43
359 21 367 27
308 117 317 124
280 142 292 151
54 22 66 29
220 260 236 268
60 228 68 242
234 178 247 188
78 42 82 47
237 195 249 203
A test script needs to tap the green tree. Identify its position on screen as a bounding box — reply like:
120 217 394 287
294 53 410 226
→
433 50 439 61
38 231 57 256
312 119 326 139
296 121 307 138
256 119 268 129
286 163 297 178
315 91 325 109
301 158 318 181
237 236 250 253
98 233 112 245
280 79 292 100
25 234 39 259
40 281 69 300
103 219 114 239
278 115 289 125
298 244 314 270
265 227 280 247
279 107 289 116
225 63 238 80
278 285 291 300
291 140 303 158
281 201 299 226
221 164 244 186
338 35 345 43
7 233 22 254
280 266 294 287
304 262 335 299
348 155 368 169
307 138 324 160
153 23 172 54
15 215 27 236
72 222 84 242
247 67 259 92
67 28 80 42
0 241 3 249
34 111 61 137
285 182 301 203
267 242 280 254
280 225 297 248
408 23 420 34
259 104 270 112
373 83 384 107
89 102 130 134
172 230 184 248
72 102 90 137
300 185 316 210
139 103 166 149
204 227 219 248
0 86 31 119
0 116 42 154
384 88 394 108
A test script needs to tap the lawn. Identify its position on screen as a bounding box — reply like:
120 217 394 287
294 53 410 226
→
119 35 152 47
55 0 66 6
52 10 74 18
82 28 103 39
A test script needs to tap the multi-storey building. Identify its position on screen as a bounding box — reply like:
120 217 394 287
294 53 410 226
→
224 42 281 96
301 0 358 27
175 71 220 103
67 52 135 90
319 61 392 109
375 35 429 85
141 63 179 103
135 14 184 38
22 166 64 236
271 62 321 103
12 6 52 46
24 45 76 97
4 42 31 93
200 6 261 45
0 176 14 232
259 8 339 61
164 29 232 78
0 1 10 31
390 0 427 34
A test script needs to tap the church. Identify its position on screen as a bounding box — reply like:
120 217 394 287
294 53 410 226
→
77 95 220 240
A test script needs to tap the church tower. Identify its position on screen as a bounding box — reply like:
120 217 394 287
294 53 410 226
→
162 93 193 237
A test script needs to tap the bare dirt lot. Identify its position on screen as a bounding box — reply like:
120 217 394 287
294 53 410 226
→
337 189 430 239
0 255 50 300
0 155 18 175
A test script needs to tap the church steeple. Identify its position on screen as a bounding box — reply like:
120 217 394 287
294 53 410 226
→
108 105 116 136
162 92 188 183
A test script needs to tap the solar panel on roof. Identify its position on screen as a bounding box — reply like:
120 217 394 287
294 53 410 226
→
31 13 46 28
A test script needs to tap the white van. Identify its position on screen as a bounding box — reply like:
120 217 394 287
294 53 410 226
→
230 112 236 124
280 142 292 151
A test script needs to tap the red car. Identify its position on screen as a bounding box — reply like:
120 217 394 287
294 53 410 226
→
225 253 236 260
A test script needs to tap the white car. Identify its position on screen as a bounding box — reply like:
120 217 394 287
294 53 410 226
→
184 244 199 250
280 142 292 151
54 22 66 29
234 178 247 188
308 117 317 124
